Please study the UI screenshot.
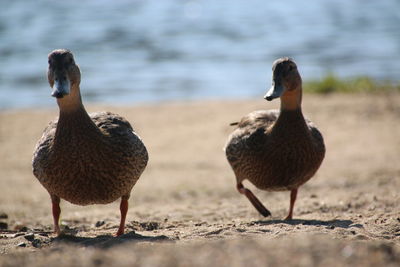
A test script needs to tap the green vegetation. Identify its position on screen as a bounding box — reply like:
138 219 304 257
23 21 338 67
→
304 74 400 94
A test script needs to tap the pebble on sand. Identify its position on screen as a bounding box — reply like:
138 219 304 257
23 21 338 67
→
0 221 8 229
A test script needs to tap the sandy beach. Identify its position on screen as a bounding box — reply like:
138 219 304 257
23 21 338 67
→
0 93 399 266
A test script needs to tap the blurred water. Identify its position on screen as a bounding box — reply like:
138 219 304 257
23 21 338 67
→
0 0 399 109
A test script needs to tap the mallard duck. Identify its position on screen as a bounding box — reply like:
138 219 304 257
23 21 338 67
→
32 49 148 236
225 57 325 219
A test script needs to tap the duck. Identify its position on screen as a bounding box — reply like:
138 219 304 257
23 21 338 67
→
224 57 325 220
32 49 148 236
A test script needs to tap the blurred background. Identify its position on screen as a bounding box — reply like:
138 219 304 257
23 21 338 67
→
0 0 399 110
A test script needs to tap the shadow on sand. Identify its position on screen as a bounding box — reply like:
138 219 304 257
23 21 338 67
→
250 219 363 229
52 231 172 249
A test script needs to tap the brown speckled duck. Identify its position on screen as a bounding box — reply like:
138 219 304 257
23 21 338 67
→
225 57 325 220
32 49 148 236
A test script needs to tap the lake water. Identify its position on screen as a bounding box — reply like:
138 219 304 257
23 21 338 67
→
1 0 399 109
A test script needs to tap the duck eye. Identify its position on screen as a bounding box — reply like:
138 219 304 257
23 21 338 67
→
288 65 294 71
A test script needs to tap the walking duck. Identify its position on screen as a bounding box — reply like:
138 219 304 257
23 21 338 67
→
32 49 148 236
225 57 325 219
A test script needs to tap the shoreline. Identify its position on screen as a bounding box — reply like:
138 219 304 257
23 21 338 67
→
3 74 400 111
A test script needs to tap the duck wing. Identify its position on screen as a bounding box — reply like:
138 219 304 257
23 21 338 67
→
225 109 279 159
236 110 279 129
304 118 325 152
32 119 58 177
90 111 135 137
89 111 148 170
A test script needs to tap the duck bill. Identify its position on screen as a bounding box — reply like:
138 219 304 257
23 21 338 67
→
264 83 284 101
51 77 70 99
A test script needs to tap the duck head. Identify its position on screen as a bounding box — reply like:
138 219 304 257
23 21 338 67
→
47 49 81 99
264 57 302 110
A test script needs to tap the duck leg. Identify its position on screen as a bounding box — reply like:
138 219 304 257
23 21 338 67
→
237 182 271 217
116 196 129 236
50 195 61 235
284 188 298 220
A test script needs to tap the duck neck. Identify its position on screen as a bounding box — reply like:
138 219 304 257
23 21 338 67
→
54 85 100 143
273 88 308 135
280 87 302 111
56 84 84 113
272 108 308 140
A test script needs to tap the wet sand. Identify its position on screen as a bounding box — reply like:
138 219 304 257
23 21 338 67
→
0 94 399 266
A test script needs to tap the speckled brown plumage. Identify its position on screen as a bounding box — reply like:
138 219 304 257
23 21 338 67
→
224 57 325 219
32 49 148 235
33 111 148 205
